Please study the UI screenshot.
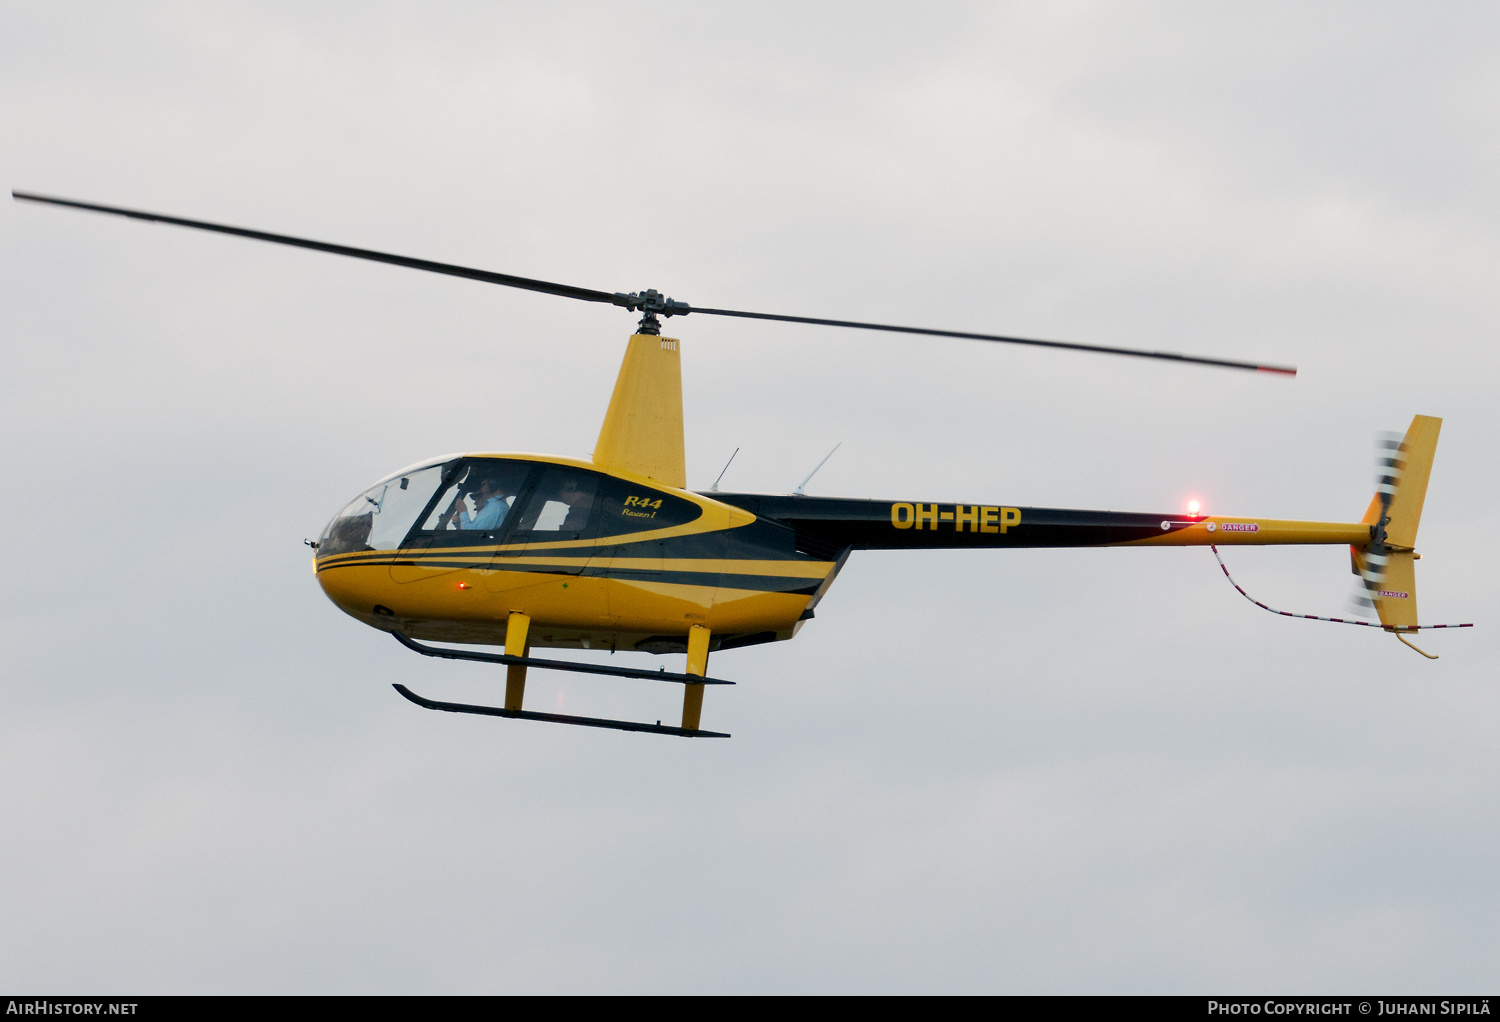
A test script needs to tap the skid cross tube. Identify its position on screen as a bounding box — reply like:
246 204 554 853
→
393 684 730 738
392 630 735 685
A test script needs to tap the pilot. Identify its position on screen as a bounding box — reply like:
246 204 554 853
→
444 476 510 531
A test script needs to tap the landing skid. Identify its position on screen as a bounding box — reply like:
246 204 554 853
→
391 631 734 685
393 684 729 736
390 631 732 737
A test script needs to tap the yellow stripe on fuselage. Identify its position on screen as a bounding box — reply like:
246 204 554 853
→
1131 517 1370 547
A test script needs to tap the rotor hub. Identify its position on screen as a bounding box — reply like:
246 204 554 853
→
614 288 690 335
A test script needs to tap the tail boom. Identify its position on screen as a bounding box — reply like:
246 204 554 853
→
709 493 1372 551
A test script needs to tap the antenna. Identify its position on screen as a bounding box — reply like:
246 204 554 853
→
710 448 739 491
793 442 841 496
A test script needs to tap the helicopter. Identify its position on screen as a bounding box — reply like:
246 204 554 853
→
12 190 1468 739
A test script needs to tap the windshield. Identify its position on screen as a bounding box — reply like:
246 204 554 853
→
319 457 706 557
319 460 456 557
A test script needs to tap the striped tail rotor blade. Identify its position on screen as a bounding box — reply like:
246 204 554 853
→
1376 430 1405 514
1354 430 1404 616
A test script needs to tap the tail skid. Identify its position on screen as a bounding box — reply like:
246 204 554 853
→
1394 633 1439 660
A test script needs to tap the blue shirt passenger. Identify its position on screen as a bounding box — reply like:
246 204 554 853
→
459 494 508 530
443 477 510 531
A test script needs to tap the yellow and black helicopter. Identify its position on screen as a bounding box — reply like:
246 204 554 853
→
14 191 1467 739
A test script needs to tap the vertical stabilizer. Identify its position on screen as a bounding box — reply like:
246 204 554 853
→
593 333 686 488
1358 415 1441 550
1385 415 1441 550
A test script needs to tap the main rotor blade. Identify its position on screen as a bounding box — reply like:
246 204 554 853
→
11 190 629 309
14 189 1297 375
688 305 1297 375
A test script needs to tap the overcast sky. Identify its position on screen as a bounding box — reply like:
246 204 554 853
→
3 1 1498 993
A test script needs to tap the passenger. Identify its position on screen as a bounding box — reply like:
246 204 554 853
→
559 478 595 532
444 476 510 531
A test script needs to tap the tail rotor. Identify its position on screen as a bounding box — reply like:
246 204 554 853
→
1351 430 1403 615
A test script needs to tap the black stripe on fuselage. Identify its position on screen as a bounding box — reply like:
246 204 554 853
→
317 539 827 593
704 493 1193 550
